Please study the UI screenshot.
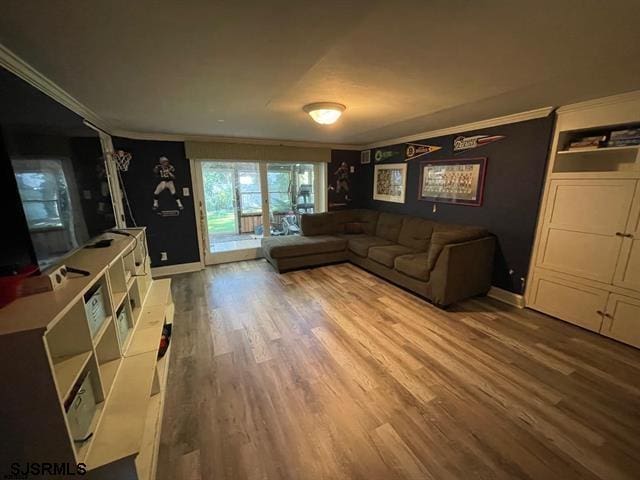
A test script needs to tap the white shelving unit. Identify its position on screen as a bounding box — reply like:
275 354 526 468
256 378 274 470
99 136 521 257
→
526 92 640 349
0 228 173 479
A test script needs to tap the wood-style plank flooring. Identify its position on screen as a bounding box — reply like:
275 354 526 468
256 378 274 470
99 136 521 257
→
157 260 640 480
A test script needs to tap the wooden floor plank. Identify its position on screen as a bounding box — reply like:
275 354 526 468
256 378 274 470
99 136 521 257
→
157 260 640 480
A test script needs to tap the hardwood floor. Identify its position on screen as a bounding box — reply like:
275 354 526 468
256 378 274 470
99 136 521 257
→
157 260 640 480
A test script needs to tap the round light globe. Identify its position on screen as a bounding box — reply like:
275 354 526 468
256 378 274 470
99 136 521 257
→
303 102 346 125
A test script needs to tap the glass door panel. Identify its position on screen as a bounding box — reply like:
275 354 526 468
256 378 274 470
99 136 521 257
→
266 163 319 237
199 161 264 263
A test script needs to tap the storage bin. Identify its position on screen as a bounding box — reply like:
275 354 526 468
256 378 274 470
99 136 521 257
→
116 305 131 347
65 370 98 442
85 284 108 337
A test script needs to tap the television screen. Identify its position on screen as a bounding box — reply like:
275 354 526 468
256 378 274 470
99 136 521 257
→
1 67 116 271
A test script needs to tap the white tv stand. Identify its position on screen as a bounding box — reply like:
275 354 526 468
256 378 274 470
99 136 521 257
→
0 227 173 479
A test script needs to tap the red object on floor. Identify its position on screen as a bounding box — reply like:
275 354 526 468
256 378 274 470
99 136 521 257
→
0 265 39 308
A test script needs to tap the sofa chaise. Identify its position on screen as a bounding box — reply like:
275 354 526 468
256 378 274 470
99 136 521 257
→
261 209 495 307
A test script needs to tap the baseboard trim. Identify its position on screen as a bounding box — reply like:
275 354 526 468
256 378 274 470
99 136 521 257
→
487 286 525 309
151 261 203 278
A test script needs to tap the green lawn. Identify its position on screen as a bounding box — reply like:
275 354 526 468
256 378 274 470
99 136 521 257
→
207 211 236 234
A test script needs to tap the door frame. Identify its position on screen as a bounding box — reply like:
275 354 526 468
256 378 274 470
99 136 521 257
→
193 159 326 266
192 159 268 265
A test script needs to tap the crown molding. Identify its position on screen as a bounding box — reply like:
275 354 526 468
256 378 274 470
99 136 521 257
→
110 128 363 150
0 43 113 132
362 106 555 150
556 89 640 115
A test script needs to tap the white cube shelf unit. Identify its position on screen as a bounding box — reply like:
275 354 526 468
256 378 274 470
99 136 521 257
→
526 92 640 349
0 228 174 479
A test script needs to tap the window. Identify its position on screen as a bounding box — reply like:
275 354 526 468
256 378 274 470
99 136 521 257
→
13 160 69 231
238 168 261 215
267 170 292 213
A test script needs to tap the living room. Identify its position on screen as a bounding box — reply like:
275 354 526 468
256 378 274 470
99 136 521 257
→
1 2 640 479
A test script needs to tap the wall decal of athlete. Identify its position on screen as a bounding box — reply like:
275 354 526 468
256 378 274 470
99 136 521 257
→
331 161 351 202
152 156 183 211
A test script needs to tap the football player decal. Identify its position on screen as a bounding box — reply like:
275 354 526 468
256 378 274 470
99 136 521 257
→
152 156 183 211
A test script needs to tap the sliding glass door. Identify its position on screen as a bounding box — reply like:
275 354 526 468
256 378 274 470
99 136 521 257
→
266 163 317 237
195 160 325 264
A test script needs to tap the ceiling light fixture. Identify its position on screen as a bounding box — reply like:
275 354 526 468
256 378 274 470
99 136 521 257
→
303 102 346 125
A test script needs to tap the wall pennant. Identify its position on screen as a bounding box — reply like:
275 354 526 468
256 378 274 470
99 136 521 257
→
405 143 442 161
374 146 402 163
453 134 505 152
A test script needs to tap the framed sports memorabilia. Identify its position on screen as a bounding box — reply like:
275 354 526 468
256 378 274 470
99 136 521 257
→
373 163 407 203
418 157 487 206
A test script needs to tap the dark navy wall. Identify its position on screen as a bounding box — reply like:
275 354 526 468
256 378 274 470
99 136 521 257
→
113 138 200 268
355 116 554 294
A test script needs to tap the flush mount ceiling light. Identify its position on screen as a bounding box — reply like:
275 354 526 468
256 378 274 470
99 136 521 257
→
303 102 346 125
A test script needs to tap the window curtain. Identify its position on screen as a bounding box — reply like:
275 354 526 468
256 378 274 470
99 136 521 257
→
185 141 331 163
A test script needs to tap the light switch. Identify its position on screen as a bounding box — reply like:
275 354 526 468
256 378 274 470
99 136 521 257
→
182 187 190 197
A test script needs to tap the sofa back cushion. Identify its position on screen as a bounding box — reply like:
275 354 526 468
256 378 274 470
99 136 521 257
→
375 213 405 242
300 213 337 236
332 209 379 236
397 217 435 251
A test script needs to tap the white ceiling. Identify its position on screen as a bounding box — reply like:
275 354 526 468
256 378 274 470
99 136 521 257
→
1 0 640 146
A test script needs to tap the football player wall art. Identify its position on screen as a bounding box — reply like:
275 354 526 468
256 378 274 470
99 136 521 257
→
152 156 184 211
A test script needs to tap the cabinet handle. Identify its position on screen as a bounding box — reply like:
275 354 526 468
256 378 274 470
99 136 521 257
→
596 310 605 316
615 232 634 238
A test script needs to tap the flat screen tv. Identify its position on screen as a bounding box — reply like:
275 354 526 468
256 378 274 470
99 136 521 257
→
1 67 116 272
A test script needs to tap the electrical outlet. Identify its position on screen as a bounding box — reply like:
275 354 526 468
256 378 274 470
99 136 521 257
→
160 252 168 261
182 187 190 197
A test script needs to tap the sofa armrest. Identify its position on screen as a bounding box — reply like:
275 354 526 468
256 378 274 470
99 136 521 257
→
429 236 495 307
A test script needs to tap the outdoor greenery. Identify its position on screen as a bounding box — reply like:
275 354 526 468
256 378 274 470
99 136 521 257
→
202 163 315 235
207 211 235 234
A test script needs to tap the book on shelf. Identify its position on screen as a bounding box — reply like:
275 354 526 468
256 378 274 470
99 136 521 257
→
567 135 606 150
607 128 640 147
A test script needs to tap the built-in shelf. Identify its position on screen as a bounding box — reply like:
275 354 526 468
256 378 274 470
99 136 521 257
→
553 143 640 174
85 351 157 470
113 291 127 311
52 351 93 401
92 316 114 346
557 145 640 155
99 358 122 397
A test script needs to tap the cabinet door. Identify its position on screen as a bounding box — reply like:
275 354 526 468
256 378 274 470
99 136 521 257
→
537 179 636 283
529 271 608 332
613 184 640 292
601 294 640 348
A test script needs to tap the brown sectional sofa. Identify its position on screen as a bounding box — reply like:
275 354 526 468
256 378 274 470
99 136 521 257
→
261 209 495 307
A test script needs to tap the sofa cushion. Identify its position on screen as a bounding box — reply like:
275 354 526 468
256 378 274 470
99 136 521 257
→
300 213 337 236
394 253 431 281
368 244 416 268
262 235 346 259
397 217 435 251
375 213 405 242
331 209 379 235
344 222 365 234
346 235 394 257
426 225 489 269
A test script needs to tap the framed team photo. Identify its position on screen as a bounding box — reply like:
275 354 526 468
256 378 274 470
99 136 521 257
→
373 163 407 203
418 157 487 206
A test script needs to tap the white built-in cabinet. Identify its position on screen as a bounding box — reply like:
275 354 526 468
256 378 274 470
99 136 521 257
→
526 92 640 349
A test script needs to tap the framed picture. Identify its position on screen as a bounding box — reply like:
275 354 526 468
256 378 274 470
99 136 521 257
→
360 150 371 164
373 163 407 203
418 157 487 206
